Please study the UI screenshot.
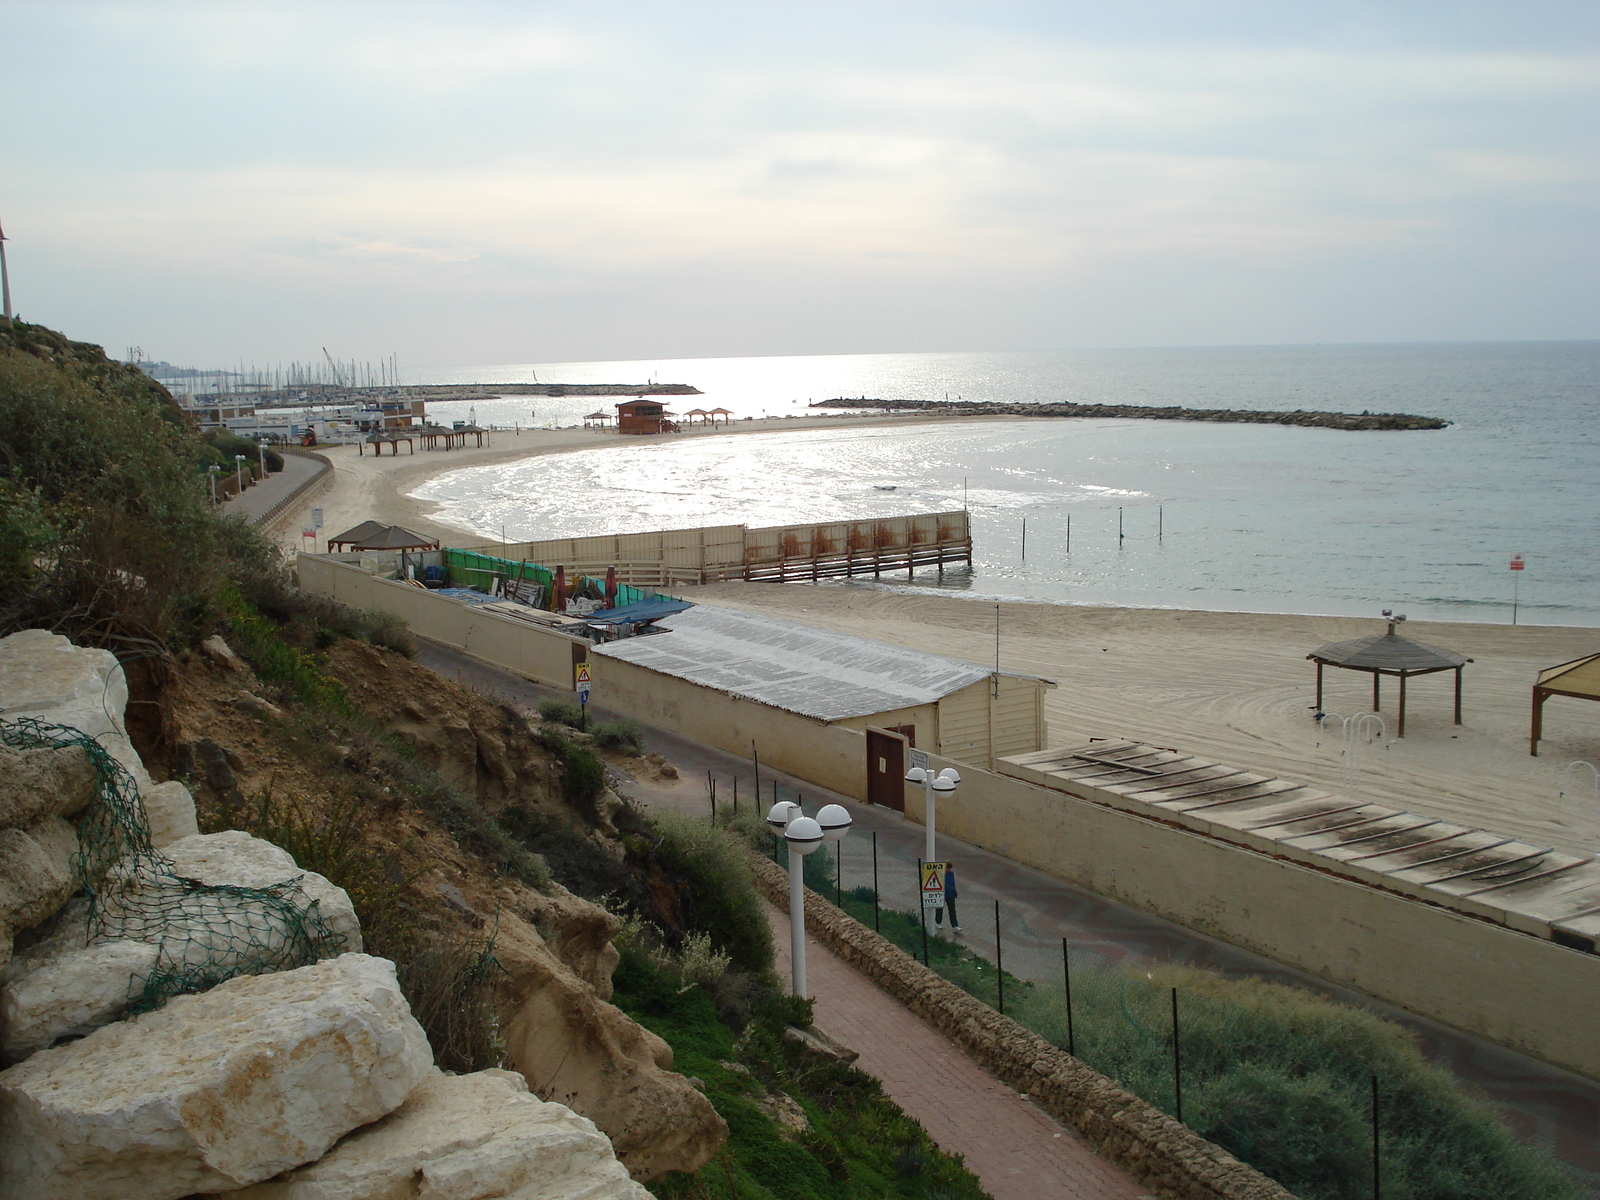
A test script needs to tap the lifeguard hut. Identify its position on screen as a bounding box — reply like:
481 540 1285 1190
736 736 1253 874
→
615 399 678 435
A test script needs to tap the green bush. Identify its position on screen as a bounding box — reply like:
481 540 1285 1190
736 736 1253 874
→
650 809 774 975
0 331 223 649
537 698 586 728
591 718 643 753
202 428 284 473
535 727 606 811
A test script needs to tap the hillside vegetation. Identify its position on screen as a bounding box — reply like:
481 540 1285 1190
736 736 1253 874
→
0 322 990 1198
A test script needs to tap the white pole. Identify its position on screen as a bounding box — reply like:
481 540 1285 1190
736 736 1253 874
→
924 775 936 864
788 845 807 998
0 218 12 328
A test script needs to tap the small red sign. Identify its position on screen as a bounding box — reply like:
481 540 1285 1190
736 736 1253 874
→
1510 555 1525 571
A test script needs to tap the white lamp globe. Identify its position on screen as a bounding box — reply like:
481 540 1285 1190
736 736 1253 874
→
766 801 799 834
904 766 928 784
937 767 961 784
931 775 957 795
816 804 853 843
783 815 825 855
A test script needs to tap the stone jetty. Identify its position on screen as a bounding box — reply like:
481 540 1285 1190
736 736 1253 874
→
810 397 1448 431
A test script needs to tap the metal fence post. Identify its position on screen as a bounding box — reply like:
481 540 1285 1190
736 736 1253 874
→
1062 938 1075 1056
872 831 880 932
995 900 1004 1015
1171 988 1183 1124
1372 1074 1381 1200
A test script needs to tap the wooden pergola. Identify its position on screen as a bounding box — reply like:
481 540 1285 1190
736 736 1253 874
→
360 432 412 456
1308 622 1472 737
582 411 614 429
1530 652 1600 755
708 406 734 426
326 522 439 553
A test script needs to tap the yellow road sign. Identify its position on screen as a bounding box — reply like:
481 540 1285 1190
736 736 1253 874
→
921 862 947 891
575 662 592 687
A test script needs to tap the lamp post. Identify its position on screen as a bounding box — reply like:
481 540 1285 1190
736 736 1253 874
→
903 765 960 863
769 800 853 997
208 464 220 505
234 454 246 492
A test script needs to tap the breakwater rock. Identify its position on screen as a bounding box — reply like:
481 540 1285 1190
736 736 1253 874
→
810 397 1447 431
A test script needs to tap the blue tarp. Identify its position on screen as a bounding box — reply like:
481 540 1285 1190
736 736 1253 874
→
584 598 694 626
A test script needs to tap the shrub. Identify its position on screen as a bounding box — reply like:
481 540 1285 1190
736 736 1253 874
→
650 809 774 975
536 698 586 728
590 718 643 753
534 727 606 811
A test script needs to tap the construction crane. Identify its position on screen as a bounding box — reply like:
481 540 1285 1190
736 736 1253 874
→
321 347 347 388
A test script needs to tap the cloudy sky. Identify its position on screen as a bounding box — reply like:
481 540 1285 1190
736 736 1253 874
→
3 2 1596 368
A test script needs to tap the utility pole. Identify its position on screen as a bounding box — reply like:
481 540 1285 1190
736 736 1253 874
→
0 218 13 329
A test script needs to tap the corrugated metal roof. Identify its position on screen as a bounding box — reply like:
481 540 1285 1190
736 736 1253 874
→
594 604 1014 721
1001 741 1600 950
1309 630 1469 673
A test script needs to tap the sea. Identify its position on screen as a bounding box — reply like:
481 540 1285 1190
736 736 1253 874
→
406 343 1599 627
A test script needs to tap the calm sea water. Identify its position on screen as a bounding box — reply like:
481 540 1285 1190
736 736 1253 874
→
409 344 1599 626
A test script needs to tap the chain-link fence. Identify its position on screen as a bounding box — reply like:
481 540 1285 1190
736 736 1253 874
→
725 782 1587 1200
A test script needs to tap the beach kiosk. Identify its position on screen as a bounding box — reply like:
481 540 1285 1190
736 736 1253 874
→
1530 652 1600 755
1308 620 1472 737
615 400 678 435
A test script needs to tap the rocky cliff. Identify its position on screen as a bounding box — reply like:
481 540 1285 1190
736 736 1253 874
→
0 628 724 1197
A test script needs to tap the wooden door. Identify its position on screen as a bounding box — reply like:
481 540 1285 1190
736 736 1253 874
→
866 728 906 811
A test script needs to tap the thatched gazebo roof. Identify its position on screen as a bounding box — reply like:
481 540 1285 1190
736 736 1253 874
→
326 522 439 553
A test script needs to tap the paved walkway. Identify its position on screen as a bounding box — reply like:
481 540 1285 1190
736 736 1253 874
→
414 642 1600 1193
767 904 1151 1200
219 450 327 524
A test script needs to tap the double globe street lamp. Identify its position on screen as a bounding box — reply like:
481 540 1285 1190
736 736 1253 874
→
768 800 853 997
903 765 960 863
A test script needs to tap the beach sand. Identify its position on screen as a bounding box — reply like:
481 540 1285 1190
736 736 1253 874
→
274 414 1600 858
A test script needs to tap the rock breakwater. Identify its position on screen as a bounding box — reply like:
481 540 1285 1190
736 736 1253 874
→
810 397 1448 431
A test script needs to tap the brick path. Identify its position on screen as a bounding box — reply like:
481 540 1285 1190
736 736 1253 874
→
767 903 1152 1200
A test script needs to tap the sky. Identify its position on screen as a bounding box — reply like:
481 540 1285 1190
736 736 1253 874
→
3 1 1597 369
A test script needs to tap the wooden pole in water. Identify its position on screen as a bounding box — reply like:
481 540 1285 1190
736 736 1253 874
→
1118 507 1124 543
1066 513 1071 553
1021 518 1026 562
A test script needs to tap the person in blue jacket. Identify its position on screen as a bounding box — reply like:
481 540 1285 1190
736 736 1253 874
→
933 862 961 934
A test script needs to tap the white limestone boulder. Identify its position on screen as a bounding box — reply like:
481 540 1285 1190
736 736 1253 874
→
0 953 431 1200
142 780 199 848
1 899 157 1063
159 830 362 955
231 1068 651 1200
0 628 195 851
0 817 79 973
0 741 98 830
0 629 154 800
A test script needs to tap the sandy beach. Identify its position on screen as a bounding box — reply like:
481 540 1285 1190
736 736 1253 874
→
276 414 1600 859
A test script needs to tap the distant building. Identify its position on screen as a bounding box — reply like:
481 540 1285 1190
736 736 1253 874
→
615 399 678 434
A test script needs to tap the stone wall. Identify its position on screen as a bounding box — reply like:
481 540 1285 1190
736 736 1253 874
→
748 853 1296 1200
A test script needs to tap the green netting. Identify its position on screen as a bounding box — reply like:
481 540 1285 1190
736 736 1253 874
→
443 548 677 611
1 717 342 1016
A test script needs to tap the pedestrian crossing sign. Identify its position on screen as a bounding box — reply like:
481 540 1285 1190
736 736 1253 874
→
921 861 946 907
575 663 591 687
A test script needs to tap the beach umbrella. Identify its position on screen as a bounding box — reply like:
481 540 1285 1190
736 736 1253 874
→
605 565 617 606
554 565 566 613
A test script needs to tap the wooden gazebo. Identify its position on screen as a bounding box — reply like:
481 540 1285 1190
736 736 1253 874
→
708 406 734 426
1531 652 1600 755
582 411 614 429
1308 621 1472 737
326 522 439 553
